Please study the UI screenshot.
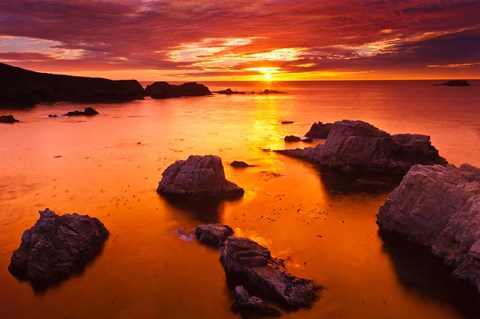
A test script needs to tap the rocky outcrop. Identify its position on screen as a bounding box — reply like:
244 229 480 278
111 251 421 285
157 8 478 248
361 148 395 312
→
215 88 245 95
64 107 99 116
157 155 244 199
231 285 281 319
377 164 480 291
277 120 447 176
284 135 301 142
145 81 212 99
230 161 253 168
434 80 470 87
305 121 332 139
0 115 19 123
220 237 320 309
0 62 144 107
8 208 109 288
195 224 234 247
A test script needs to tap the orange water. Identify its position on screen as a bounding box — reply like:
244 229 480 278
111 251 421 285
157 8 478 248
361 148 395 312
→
0 81 479 318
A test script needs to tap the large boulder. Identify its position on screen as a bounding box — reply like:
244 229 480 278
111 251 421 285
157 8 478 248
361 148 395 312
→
195 223 234 247
9 209 109 287
0 115 19 123
305 121 332 139
157 155 244 199
377 164 480 291
145 81 212 99
220 237 320 309
277 120 447 176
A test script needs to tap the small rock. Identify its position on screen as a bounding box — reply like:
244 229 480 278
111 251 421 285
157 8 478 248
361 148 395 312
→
281 121 294 124
230 161 252 168
64 107 99 116
0 115 19 123
195 224 234 247
301 138 313 143
284 135 301 143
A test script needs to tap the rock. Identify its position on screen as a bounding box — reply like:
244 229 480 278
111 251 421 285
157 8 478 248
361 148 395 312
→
0 62 144 107
145 81 212 99
434 80 470 87
377 164 480 291
157 155 244 199
301 138 313 143
195 223 234 247
0 115 19 123
284 135 301 142
230 161 253 168
231 286 281 319
259 89 283 95
64 107 99 116
277 120 447 176
215 88 245 95
305 122 332 139
281 121 294 124
220 237 320 309
8 208 109 288
48 114 58 118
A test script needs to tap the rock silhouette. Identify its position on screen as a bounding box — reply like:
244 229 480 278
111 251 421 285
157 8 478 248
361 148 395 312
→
0 115 19 123
64 107 99 116
145 81 212 99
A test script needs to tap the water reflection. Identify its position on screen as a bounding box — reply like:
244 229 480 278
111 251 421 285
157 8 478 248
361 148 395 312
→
379 230 480 318
318 170 399 196
160 197 232 222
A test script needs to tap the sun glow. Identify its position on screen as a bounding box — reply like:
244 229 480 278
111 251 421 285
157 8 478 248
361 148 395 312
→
264 73 272 81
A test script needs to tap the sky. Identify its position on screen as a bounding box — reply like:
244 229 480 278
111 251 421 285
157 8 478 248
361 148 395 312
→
0 0 479 81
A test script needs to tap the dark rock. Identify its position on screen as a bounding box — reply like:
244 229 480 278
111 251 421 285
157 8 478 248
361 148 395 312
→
8 208 109 288
230 161 253 168
145 81 212 99
281 121 294 124
260 89 283 95
301 138 313 143
434 80 470 87
220 237 320 309
157 155 244 199
48 114 58 118
215 88 245 95
231 286 281 319
64 107 99 116
305 122 332 139
195 223 234 247
0 62 144 107
377 164 480 292
284 135 301 143
0 115 19 123
277 120 447 176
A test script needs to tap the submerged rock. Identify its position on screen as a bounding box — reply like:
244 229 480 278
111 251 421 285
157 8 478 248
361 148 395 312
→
230 161 253 168
232 285 281 319
377 164 480 292
64 107 99 116
145 81 212 99
0 115 19 123
157 155 244 199
195 223 234 247
277 120 447 176
434 80 470 87
220 237 320 309
305 121 332 139
284 135 301 143
9 208 109 288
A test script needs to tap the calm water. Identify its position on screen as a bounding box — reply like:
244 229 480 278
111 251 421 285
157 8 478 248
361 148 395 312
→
0 81 479 319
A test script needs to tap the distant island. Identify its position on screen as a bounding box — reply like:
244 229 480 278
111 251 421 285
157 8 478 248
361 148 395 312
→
434 80 471 87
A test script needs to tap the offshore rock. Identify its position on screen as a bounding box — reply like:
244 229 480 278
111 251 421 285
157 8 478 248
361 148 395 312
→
195 223 234 247
220 237 320 309
377 164 480 291
64 107 99 116
230 161 253 168
434 80 470 87
145 81 212 99
216 88 245 95
0 115 19 123
305 121 332 139
277 120 447 176
231 285 281 319
157 155 244 199
284 135 301 143
8 209 109 288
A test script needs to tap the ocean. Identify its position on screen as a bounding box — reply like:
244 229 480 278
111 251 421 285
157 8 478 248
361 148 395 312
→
0 80 479 318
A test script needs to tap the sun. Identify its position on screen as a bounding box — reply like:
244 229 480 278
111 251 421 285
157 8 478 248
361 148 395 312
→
264 73 272 81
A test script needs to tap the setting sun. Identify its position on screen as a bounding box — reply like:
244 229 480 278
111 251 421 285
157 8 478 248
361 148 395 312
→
264 73 272 81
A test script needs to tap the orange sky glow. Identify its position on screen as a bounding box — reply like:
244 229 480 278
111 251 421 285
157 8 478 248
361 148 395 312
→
1 1 479 81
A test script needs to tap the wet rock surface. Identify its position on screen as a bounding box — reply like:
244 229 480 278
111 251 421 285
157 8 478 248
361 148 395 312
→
305 121 332 139
195 224 234 247
9 208 109 289
157 155 244 199
232 285 281 319
277 120 447 176
64 107 99 116
145 81 212 99
377 164 480 291
0 115 19 123
220 237 320 309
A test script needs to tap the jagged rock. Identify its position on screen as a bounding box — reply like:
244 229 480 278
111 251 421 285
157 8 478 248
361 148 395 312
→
215 88 245 95
0 115 19 123
220 237 319 309
0 62 144 107
434 80 470 87
157 155 244 199
377 164 480 291
145 81 212 99
8 208 109 288
277 120 447 176
284 135 301 142
305 122 332 139
195 224 234 247
64 107 99 116
231 286 281 319
230 161 253 168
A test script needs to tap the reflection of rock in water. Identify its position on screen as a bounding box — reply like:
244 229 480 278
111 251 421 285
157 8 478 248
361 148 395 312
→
318 170 398 195
379 230 480 318
163 197 227 222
